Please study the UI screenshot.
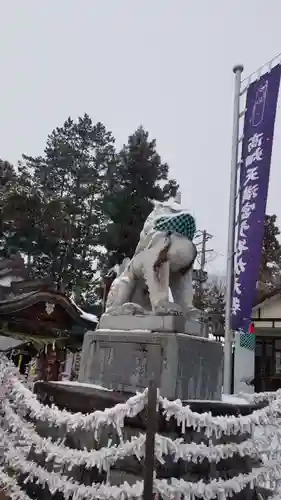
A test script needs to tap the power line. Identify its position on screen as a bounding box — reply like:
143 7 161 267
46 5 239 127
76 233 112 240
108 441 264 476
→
194 230 213 337
195 230 214 267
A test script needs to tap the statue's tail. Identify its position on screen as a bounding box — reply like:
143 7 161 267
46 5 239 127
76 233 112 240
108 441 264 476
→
153 234 172 281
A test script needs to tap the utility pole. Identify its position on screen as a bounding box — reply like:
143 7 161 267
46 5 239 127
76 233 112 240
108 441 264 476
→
195 230 213 337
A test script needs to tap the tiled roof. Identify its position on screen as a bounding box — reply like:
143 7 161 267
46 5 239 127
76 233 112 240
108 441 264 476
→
0 256 98 327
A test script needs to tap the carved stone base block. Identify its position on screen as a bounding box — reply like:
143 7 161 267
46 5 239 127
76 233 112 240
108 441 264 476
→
79 329 223 400
99 313 186 333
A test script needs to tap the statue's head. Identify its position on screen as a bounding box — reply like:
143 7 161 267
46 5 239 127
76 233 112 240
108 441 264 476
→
142 190 190 236
152 191 184 216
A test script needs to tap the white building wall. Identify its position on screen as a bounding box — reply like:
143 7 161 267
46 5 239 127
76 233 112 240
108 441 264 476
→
233 332 255 394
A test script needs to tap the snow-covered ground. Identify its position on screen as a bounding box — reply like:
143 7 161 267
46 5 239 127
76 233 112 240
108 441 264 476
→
221 394 250 405
51 380 112 391
52 381 251 406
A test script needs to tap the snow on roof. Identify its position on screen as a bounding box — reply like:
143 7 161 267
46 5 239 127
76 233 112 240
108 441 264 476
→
79 310 99 324
208 333 224 344
69 297 98 324
252 288 281 311
0 335 27 352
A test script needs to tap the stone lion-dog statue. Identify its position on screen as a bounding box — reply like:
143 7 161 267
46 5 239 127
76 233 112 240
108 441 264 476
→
105 194 198 317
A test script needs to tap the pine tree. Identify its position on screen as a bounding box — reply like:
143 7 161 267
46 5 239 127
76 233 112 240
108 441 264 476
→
1 123 180 308
194 277 225 336
0 160 43 261
260 214 281 278
204 277 225 335
258 214 281 298
21 115 116 298
0 159 16 189
101 126 178 269
0 160 17 257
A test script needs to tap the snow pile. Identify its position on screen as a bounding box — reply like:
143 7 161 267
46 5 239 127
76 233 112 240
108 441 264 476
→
0 355 280 499
222 394 250 405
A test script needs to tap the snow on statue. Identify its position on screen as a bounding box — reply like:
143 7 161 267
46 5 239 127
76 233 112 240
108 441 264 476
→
105 192 198 317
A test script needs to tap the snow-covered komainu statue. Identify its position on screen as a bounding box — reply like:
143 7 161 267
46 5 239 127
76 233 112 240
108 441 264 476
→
105 193 198 317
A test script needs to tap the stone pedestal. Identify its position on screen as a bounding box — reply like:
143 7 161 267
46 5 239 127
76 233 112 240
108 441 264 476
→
99 312 202 336
98 312 186 333
79 326 223 400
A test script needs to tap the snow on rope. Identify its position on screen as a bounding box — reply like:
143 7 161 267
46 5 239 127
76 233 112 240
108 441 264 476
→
0 357 147 437
3 400 281 470
2 432 281 500
1 354 281 499
2 354 281 439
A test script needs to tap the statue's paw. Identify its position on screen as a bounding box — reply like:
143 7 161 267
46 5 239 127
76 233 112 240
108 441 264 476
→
123 302 146 315
154 301 184 316
106 303 146 316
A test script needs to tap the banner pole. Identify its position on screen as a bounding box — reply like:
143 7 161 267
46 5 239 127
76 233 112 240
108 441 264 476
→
223 64 244 394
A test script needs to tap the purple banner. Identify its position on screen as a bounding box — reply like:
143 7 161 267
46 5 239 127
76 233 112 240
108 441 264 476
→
231 64 281 332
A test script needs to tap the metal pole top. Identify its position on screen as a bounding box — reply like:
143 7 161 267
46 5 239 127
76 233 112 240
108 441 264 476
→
233 64 244 74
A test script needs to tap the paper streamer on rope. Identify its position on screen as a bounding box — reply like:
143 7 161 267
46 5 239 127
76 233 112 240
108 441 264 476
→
2 434 281 500
1 354 281 438
3 400 281 470
2 354 281 498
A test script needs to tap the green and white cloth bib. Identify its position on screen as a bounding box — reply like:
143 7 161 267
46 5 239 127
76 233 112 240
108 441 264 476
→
154 212 196 241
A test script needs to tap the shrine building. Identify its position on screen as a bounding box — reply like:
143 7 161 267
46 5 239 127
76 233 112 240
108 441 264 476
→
0 254 98 381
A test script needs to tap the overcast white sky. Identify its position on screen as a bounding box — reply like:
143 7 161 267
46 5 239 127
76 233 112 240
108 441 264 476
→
1 0 281 274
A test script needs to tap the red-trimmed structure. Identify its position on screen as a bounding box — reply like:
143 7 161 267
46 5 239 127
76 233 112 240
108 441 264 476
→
0 254 98 380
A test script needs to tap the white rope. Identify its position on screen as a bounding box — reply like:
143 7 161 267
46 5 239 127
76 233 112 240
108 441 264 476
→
2 354 281 499
0 468 31 500
3 434 281 500
158 394 277 438
3 401 281 469
3 353 279 439
0 357 147 436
